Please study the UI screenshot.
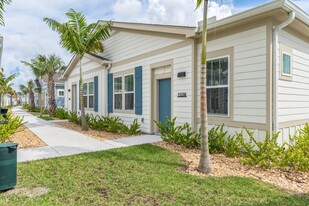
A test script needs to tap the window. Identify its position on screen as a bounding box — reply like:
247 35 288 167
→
58 90 64 97
114 77 122 110
83 82 94 109
88 82 94 109
282 53 292 76
125 75 134 110
207 56 229 116
114 74 134 111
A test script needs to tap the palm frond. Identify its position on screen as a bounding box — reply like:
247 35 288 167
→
0 0 11 26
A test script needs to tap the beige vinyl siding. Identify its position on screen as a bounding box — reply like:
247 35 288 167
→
277 31 309 124
104 31 193 133
197 26 267 125
65 55 105 116
102 31 183 63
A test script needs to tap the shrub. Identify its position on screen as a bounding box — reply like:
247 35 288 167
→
281 124 309 171
207 125 242 157
22 104 31 110
54 108 69 119
0 112 25 143
239 129 286 167
68 111 81 125
31 107 41 113
154 117 201 148
127 119 141 135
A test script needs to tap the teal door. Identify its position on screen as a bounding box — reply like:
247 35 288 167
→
159 78 171 123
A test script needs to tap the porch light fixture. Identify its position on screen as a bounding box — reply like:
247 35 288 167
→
177 72 186 78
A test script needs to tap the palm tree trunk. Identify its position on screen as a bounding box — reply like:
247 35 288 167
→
29 90 35 110
79 56 88 131
198 0 213 174
48 74 57 116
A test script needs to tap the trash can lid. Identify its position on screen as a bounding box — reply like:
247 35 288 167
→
0 143 18 148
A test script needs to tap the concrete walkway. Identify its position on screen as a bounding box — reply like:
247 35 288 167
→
13 108 161 162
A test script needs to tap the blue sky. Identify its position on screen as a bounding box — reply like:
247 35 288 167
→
0 0 308 90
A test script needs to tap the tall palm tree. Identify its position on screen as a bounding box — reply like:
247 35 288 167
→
0 68 16 107
21 56 47 115
20 80 35 110
43 9 112 131
34 54 65 117
196 0 213 174
0 0 11 26
19 84 29 105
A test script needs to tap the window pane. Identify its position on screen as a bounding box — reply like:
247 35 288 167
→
59 91 64 96
83 96 88 108
89 96 94 109
114 94 122 110
88 82 94 94
212 59 220 86
207 87 228 115
114 77 122 93
125 93 134 110
125 75 134 92
220 57 229 85
207 57 229 86
283 54 291 75
83 83 87 95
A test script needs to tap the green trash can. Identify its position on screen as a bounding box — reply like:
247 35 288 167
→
0 143 18 190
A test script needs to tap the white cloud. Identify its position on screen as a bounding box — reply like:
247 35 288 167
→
112 0 233 26
1 0 234 91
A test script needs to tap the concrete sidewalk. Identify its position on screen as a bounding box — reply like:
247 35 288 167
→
13 108 161 162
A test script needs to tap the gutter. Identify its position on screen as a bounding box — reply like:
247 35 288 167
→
272 11 295 133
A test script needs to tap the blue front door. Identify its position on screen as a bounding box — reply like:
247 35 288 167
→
159 78 171 123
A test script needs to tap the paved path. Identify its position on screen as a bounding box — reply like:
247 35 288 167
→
13 108 161 162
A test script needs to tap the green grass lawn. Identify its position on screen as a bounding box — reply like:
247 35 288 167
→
30 112 54 121
1 145 308 206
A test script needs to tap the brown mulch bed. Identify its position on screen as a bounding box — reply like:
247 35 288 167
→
53 121 130 141
9 126 47 149
154 141 309 196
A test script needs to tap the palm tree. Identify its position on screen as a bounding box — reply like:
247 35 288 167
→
0 68 16 107
20 80 35 110
196 0 213 174
43 9 112 131
21 56 47 115
19 84 29 105
0 0 11 26
45 54 65 116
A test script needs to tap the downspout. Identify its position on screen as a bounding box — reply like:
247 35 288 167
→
105 63 112 116
272 11 295 133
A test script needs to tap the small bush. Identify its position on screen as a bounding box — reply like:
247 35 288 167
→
71 113 141 135
68 111 81 125
127 119 141 135
281 124 309 171
22 104 31 110
54 108 69 119
31 107 41 113
154 117 201 148
239 129 286 167
0 112 25 143
207 125 243 157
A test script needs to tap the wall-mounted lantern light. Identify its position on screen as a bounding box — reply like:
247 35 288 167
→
177 72 186 78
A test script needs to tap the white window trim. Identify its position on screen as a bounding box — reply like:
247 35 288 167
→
113 76 123 110
281 52 292 77
58 89 64 97
82 81 94 110
113 73 135 112
88 82 94 109
207 55 230 118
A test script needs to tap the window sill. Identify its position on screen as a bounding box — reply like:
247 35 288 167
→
113 109 135 114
